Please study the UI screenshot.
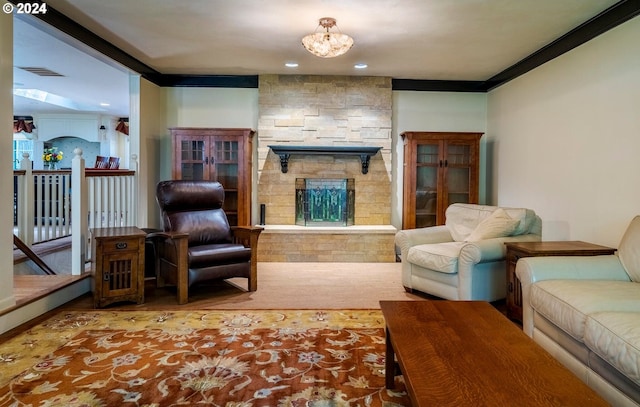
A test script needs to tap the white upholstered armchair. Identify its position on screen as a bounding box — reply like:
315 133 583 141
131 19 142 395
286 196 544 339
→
395 203 542 301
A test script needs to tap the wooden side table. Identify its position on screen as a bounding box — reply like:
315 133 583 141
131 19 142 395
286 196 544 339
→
505 241 616 322
91 226 146 308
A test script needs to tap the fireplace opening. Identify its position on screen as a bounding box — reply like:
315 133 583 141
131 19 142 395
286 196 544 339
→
295 178 355 226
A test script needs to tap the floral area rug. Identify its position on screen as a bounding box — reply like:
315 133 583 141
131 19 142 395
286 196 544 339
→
0 310 409 406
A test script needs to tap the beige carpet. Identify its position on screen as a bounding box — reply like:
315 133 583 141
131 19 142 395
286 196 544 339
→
164 262 426 309
64 262 428 311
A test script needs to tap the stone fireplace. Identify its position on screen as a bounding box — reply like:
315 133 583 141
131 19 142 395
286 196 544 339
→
256 75 396 262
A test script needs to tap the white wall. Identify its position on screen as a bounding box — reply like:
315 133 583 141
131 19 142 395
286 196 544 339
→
164 87 258 129
162 87 259 223
135 76 166 229
392 91 488 227
487 16 640 247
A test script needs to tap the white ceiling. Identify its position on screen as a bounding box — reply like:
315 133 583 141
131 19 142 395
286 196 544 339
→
12 0 624 117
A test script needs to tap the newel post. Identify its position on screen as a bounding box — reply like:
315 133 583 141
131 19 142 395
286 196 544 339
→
71 148 87 275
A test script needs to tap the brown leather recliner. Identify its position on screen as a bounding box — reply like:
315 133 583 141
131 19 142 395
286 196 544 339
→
150 180 263 304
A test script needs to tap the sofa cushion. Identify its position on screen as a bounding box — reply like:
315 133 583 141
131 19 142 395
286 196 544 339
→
445 204 536 242
619 215 640 282
445 204 490 241
406 242 466 274
530 280 640 341
585 311 640 387
502 207 536 236
465 208 520 242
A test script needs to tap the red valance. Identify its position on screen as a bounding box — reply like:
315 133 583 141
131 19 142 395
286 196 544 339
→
115 119 129 136
13 119 34 133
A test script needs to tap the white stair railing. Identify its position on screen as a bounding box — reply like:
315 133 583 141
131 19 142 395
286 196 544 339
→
72 149 138 274
14 149 138 275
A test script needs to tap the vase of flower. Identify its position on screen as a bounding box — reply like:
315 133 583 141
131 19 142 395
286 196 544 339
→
42 147 63 170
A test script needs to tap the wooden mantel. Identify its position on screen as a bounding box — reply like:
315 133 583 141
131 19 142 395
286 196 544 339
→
268 145 382 174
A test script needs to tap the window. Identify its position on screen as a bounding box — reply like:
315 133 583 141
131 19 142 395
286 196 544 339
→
13 139 33 169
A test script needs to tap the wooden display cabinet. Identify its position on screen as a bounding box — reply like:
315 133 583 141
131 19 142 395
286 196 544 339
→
401 131 483 229
91 226 146 308
169 128 255 226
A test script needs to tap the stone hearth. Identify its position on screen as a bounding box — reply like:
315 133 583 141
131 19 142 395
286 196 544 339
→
257 225 396 262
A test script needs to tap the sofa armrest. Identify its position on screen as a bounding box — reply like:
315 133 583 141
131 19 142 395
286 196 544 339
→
516 255 630 337
395 225 453 255
461 233 542 264
516 255 630 285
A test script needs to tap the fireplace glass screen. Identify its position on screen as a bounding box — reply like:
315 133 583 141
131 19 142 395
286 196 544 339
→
296 178 355 226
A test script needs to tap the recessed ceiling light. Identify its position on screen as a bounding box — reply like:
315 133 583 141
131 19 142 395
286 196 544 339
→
354 63 368 69
285 62 299 68
100 102 110 107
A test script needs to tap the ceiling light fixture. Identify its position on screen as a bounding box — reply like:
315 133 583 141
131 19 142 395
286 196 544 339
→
302 17 354 58
354 63 368 69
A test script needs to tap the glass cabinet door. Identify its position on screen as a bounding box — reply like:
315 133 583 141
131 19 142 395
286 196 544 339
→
213 138 240 224
179 139 206 180
444 143 472 207
415 142 440 228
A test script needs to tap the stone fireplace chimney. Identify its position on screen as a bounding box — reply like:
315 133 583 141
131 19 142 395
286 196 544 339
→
257 75 392 225
256 75 396 262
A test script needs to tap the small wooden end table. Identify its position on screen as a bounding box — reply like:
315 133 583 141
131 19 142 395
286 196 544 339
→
91 226 146 308
505 241 616 322
380 300 609 407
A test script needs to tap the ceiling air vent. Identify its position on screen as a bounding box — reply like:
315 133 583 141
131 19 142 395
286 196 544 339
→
17 66 65 77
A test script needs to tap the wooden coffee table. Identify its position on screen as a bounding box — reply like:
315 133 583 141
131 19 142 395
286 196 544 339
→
380 301 609 407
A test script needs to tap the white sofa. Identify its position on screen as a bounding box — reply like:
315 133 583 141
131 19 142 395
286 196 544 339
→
516 216 640 407
395 203 541 301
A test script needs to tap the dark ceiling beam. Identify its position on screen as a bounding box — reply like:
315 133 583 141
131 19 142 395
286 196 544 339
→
158 75 259 88
483 0 640 91
392 79 486 93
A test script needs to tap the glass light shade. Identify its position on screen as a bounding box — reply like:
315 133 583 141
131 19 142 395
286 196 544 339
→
302 29 354 58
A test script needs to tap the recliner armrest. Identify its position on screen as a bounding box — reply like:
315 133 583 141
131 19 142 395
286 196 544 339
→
146 231 188 240
230 226 263 292
231 226 264 250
